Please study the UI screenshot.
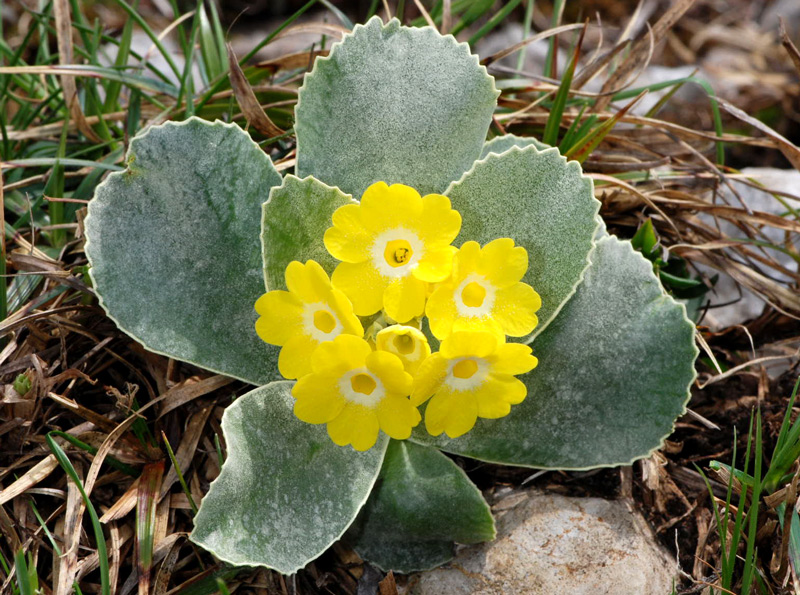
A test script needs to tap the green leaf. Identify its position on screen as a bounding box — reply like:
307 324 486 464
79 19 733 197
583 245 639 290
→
445 145 600 339
479 133 548 159
191 382 388 574
411 236 697 469
347 440 494 573
261 175 355 291
295 17 498 198
85 118 282 386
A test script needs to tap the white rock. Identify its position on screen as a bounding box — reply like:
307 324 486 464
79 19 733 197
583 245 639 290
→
408 489 677 595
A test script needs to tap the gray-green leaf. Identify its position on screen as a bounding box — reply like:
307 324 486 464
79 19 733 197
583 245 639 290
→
85 118 282 385
191 382 388 573
445 145 600 339
347 440 494 573
295 17 499 198
411 236 697 469
480 133 548 159
261 175 354 290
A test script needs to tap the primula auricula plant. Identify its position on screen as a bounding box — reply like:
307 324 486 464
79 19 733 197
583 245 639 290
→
84 17 697 574
255 182 541 450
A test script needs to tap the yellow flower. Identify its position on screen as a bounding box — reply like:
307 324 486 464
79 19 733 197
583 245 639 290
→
293 335 420 451
324 182 461 323
376 325 431 375
255 260 363 380
426 238 541 341
411 332 537 439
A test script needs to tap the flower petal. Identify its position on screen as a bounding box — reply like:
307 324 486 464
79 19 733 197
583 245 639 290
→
366 351 413 395
327 404 380 451
360 182 424 232
324 203 373 263
424 389 478 439
416 193 461 248
439 331 498 360
410 353 448 406
474 376 527 418
450 316 505 342
332 260 387 316
284 260 336 303
279 334 319 379
492 282 541 337
413 246 456 283
425 284 458 340
293 372 346 423
312 334 372 372
490 343 538 376
377 395 421 439
383 274 427 323
453 241 481 280
329 289 364 337
254 291 303 346
479 238 528 287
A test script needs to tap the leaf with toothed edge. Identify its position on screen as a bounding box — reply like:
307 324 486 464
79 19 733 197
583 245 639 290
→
261 175 355 291
480 133 548 159
410 236 698 470
445 144 600 341
85 118 282 386
295 16 499 198
190 381 388 574
346 439 495 573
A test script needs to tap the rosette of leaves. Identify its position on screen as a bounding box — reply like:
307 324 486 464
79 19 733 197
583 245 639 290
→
84 17 697 574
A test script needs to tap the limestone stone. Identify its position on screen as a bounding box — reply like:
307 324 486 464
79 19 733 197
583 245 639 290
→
408 489 677 595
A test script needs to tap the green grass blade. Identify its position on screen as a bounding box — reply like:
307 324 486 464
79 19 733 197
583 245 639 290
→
467 0 525 46
110 0 182 80
48 430 139 476
43 123 68 248
319 0 353 29
2 158 123 172
542 27 585 147
29 500 63 556
195 0 320 112
198 5 222 84
137 461 165 594
46 433 111 595
177 2 202 117
450 0 494 37
740 408 763 593
545 0 566 78
516 0 535 72
162 431 198 515
103 0 137 112
13 550 32 595
774 376 800 454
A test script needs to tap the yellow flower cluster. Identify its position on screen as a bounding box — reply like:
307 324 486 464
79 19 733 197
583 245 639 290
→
255 182 540 450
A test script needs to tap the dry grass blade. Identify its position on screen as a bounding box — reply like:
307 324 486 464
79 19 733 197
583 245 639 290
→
227 44 284 137
55 460 83 595
482 23 586 66
255 50 329 73
158 375 235 418
83 412 146 500
716 97 800 171
412 0 436 28
781 18 800 79
100 477 141 524
52 0 102 143
594 0 695 111
0 455 58 506
152 537 182 595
